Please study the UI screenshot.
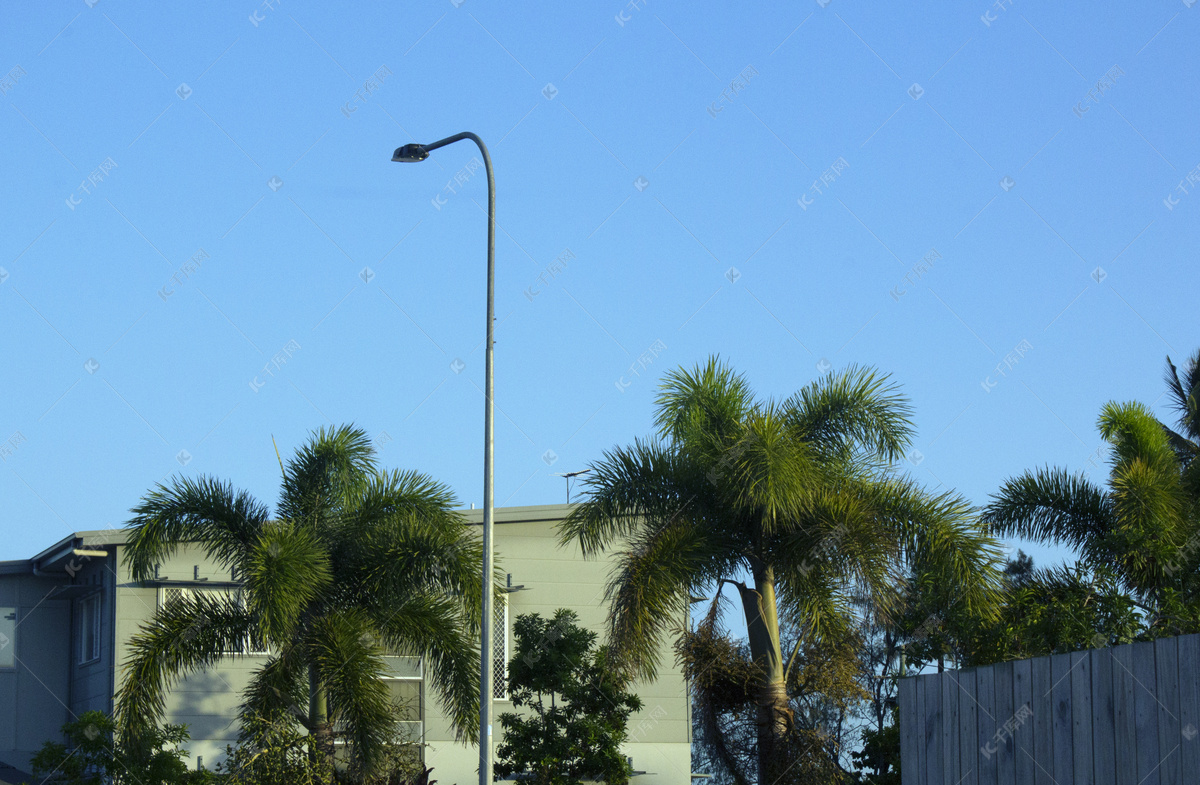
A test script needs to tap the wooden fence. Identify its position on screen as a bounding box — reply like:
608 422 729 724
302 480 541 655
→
898 633 1200 784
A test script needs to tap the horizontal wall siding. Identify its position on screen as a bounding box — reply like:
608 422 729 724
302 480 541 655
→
900 634 1200 785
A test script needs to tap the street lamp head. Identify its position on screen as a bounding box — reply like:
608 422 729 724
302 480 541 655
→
391 143 429 163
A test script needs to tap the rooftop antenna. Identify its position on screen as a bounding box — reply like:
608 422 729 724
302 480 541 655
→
555 469 591 504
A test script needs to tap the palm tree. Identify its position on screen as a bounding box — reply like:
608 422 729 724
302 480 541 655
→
1162 350 1199 484
559 358 1003 784
983 352 1200 634
115 425 490 781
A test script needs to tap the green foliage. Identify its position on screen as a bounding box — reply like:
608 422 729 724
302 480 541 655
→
494 610 643 785
115 424 490 779
850 708 899 785
983 351 1200 641
29 711 205 785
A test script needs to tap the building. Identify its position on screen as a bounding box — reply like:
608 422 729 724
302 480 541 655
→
0 504 691 785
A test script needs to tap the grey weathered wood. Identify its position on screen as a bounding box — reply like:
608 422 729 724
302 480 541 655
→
1112 643 1137 785
899 633 1200 784
1091 647 1116 785
1071 650 1094 785
943 670 960 785
1051 653 1075 785
1155 637 1180 785
1177 634 1200 784
958 669 978 785
900 675 918 785
977 665 997 785
995 661 1015 785
1133 641 1160 785
1031 654 1054 785
1012 658 1034 785
925 674 943 785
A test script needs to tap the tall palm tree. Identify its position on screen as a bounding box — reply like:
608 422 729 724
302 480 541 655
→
1162 350 1199 486
115 425 489 781
559 358 1003 785
984 351 1200 633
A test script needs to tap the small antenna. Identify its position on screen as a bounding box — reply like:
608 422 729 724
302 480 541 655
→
554 469 591 504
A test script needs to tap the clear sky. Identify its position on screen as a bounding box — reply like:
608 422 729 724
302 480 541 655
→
2 1 1196 571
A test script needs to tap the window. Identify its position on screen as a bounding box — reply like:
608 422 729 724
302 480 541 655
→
0 607 15 668
158 587 268 655
384 678 423 744
77 594 101 664
492 594 508 700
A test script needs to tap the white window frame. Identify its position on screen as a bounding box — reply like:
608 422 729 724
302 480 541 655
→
77 593 101 665
157 586 269 655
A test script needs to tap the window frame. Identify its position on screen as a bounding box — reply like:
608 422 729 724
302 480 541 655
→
76 593 102 665
157 586 270 656
0 607 16 670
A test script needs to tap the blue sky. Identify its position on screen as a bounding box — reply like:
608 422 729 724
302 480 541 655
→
1 1 1197 571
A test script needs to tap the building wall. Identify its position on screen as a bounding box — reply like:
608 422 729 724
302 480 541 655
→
113 542 271 768
68 553 115 719
424 507 691 785
0 571 72 773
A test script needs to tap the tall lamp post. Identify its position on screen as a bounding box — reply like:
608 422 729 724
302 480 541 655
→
391 133 496 785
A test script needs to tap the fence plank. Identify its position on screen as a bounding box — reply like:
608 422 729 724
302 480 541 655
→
1012 658 1034 785
944 671 961 785
1051 653 1074 785
900 676 918 785
977 665 998 785
1178 634 1200 782
1071 650 1093 785
1032 653 1054 785
959 669 978 785
1091 647 1116 785
1155 636 1181 785
1112 643 1137 785
1134 641 1160 785
925 674 944 785
994 661 1015 785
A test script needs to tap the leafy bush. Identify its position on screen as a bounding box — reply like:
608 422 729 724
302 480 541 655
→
29 711 208 785
494 610 643 785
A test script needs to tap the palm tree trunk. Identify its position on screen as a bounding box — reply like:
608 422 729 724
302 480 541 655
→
309 663 335 784
739 564 790 785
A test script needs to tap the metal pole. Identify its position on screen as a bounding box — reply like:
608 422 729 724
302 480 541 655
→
391 132 495 785
477 135 496 785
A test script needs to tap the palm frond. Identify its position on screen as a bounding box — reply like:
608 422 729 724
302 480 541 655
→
653 356 755 446
783 365 914 463
337 469 483 620
1164 351 1200 442
277 424 377 532
873 478 1006 620
603 516 733 680
115 591 254 744
242 523 332 645
309 610 395 774
559 439 711 556
370 592 480 739
239 645 310 734
982 467 1114 559
124 476 269 582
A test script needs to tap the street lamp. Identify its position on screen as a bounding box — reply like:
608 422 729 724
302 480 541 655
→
391 132 496 785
